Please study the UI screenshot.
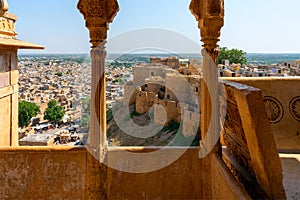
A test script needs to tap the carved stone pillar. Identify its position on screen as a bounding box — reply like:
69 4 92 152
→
190 0 224 155
78 0 119 160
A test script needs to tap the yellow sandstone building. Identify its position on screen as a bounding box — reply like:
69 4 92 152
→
0 0 299 199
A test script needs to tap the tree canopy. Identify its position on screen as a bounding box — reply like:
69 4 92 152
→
44 100 65 124
218 47 247 65
19 101 40 127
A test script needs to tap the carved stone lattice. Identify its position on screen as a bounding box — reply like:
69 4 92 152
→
289 96 300 122
264 96 284 124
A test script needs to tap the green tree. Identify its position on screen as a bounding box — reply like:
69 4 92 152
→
18 101 40 127
55 72 63 77
44 100 65 124
218 47 247 65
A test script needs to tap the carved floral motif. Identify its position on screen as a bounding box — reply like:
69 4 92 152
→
190 0 224 50
77 0 119 46
289 96 300 122
264 96 284 124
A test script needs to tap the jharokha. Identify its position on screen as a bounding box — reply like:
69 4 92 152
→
0 0 299 199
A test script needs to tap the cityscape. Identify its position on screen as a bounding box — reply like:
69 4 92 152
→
1 0 300 199
17 53 300 147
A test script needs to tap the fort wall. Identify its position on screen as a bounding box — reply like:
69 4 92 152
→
123 83 137 105
154 99 181 126
136 90 158 114
182 108 200 137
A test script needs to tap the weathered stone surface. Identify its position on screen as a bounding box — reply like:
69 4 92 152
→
10 70 18 85
0 96 10 146
0 147 87 199
280 153 300 200
0 50 11 72
223 77 300 152
0 72 9 88
221 80 286 199
211 153 251 200
11 92 18 146
106 147 207 199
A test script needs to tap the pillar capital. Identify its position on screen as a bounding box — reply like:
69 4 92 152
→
77 0 119 47
190 0 224 50
0 0 8 16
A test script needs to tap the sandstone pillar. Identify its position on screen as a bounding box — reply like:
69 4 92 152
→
0 0 43 146
78 0 119 160
190 0 224 155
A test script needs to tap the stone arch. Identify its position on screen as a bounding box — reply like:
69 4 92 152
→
77 0 224 158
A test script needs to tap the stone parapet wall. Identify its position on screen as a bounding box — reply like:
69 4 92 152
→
223 77 300 152
106 147 209 199
0 147 87 199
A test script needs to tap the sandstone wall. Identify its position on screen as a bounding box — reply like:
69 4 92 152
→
106 147 210 199
154 99 181 125
223 77 300 152
133 66 164 87
219 80 286 199
0 49 18 146
182 108 200 137
136 90 158 114
0 147 87 199
0 144 278 200
123 83 137 105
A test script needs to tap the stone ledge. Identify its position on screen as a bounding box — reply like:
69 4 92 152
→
0 146 87 152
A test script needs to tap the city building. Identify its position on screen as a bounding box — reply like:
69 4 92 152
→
0 0 298 199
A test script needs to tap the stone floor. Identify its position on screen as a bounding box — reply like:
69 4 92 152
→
280 153 300 200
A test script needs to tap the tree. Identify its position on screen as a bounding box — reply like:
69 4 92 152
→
19 101 40 127
44 100 65 124
55 72 63 77
218 47 247 65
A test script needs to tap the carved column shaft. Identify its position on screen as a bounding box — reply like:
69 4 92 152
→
190 0 224 154
89 43 107 159
78 0 119 161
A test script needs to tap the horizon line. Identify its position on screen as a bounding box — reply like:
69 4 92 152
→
18 52 300 55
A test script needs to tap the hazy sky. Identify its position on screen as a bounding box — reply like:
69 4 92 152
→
9 0 300 54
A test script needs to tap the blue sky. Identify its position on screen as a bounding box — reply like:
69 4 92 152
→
9 0 300 54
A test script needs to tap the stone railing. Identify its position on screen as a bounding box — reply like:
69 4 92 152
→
0 79 288 199
0 146 250 199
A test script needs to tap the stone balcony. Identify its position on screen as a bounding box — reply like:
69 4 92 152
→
2 78 299 199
